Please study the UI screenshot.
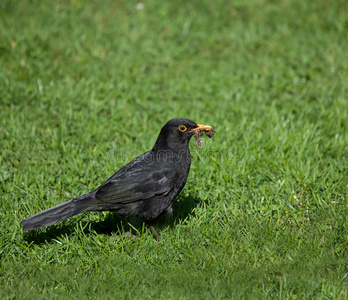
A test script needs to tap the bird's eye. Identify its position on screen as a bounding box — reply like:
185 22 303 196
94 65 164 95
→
178 125 187 132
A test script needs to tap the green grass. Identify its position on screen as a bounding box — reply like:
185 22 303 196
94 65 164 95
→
1 0 348 298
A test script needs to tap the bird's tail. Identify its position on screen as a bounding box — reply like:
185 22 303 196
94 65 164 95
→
21 194 94 231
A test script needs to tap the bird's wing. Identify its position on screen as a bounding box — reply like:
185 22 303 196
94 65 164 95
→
102 151 151 185
94 157 177 204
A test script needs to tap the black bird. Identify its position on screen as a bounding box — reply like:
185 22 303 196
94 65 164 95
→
21 118 214 239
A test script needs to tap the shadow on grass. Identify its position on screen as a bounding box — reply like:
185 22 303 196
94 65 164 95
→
23 193 200 245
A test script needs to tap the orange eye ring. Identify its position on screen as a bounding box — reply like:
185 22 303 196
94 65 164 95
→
178 125 187 132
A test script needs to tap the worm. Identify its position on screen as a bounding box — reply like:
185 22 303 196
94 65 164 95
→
193 129 215 149
193 129 202 149
205 129 216 138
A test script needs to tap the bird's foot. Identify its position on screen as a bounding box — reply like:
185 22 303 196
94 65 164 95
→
147 225 161 242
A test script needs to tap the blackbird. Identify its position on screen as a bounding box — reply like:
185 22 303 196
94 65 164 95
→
21 118 214 239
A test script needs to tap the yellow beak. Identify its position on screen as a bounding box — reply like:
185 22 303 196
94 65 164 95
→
190 123 213 133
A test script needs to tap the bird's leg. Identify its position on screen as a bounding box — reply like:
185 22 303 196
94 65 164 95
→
164 205 174 224
125 217 133 237
147 224 161 241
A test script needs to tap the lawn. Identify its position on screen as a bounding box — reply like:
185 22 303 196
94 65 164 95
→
1 0 347 298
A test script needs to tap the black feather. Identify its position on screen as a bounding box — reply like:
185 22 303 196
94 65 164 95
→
21 118 212 233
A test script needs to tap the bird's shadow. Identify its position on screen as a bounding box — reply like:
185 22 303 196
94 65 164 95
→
23 193 200 245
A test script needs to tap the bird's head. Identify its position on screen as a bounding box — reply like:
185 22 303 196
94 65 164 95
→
153 118 213 151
